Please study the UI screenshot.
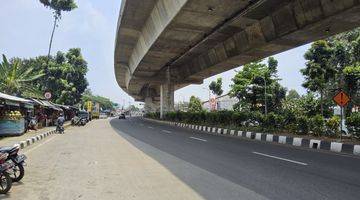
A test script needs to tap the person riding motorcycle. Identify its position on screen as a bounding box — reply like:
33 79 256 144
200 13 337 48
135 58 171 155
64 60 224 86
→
56 113 65 133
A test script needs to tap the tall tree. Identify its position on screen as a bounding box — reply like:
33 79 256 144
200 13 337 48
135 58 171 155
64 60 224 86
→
301 40 335 116
209 78 223 96
0 55 44 97
188 96 203 112
22 48 88 105
39 0 77 88
327 28 360 114
287 89 300 100
230 57 286 113
82 89 115 110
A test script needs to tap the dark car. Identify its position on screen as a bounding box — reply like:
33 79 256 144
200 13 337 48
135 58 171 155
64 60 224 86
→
118 114 126 119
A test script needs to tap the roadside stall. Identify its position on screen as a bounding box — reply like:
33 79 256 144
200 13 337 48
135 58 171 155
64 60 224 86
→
29 98 46 129
0 92 33 136
41 100 63 126
52 103 74 121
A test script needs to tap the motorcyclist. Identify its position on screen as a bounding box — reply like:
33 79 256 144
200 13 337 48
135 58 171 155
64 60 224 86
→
56 113 65 133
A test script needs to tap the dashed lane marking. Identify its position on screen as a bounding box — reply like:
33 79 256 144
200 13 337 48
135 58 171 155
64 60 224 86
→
161 130 172 134
189 137 207 142
253 151 308 166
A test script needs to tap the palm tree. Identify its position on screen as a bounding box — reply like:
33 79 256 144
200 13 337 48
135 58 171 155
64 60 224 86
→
0 55 44 97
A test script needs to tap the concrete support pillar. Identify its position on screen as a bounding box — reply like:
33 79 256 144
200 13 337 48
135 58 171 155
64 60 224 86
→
144 97 157 113
160 83 174 119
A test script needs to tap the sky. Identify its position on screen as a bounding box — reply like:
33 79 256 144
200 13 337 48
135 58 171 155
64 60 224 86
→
0 0 310 107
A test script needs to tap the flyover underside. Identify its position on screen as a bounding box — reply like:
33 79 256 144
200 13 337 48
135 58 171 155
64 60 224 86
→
115 0 360 115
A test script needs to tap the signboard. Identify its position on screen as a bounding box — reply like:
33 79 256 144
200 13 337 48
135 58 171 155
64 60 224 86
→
333 91 350 107
86 101 93 112
44 92 52 100
210 97 217 111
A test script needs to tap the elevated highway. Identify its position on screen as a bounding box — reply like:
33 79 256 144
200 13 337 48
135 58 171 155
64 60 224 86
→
114 0 360 116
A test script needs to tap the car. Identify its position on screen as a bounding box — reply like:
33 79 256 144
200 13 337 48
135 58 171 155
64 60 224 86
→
118 114 126 119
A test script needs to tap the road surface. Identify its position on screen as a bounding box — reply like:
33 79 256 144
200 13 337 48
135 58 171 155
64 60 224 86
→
4 117 360 200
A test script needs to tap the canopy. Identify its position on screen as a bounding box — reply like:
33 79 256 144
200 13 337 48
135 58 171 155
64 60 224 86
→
41 100 63 111
0 92 33 107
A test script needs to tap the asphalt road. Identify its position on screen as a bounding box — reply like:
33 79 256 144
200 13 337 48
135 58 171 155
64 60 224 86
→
110 117 360 200
4 117 360 200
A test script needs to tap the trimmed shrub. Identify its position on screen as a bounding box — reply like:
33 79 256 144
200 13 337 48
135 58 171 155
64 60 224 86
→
346 112 360 138
311 114 325 137
296 116 310 135
325 116 340 136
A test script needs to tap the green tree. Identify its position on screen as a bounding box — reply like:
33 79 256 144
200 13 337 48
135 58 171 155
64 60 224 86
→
301 40 335 116
22 48 88 105
0 55 44 97
209 78 223 96
188 96 202 112
287 89 300 100
40 0 77 82
230 57 286 113
81 89 115 110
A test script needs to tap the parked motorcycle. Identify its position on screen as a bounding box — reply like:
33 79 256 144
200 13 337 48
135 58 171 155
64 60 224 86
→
72 116 87 126
0 145 27 182
0 153 14 194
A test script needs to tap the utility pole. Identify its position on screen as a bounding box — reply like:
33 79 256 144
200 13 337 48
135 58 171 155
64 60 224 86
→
264 77 267 115
257 76 268 115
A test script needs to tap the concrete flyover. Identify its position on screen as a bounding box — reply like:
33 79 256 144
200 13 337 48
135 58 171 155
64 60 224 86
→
114 0 360 116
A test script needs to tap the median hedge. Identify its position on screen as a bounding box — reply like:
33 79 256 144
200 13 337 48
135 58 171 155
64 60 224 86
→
145 111 360 139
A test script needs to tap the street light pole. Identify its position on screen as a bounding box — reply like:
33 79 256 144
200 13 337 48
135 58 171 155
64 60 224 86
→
256 76 267 115
264 77 267 115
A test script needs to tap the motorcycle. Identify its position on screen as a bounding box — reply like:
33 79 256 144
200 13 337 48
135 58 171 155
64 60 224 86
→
56 125 65 134
0 153 14 194
0 145 27 183
72 116 87 126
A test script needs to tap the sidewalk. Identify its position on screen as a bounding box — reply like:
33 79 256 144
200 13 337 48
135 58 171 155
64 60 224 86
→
8 119 205 200
0 122 70 147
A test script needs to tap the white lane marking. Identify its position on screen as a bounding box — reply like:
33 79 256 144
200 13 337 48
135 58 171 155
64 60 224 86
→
148 126 154 129
24 136 57 155
252 151 308 166
189 137 207 142
161 130 172 134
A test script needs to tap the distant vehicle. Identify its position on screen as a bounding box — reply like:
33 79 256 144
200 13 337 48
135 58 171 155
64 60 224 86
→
119 114 126 119
71 110 89 126
78 111 90 122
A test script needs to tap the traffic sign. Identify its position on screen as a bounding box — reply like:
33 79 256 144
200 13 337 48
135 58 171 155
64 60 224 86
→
44 92 52 100
333 91 350 107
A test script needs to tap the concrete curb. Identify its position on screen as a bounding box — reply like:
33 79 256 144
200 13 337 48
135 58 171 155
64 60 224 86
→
13 123 72 150
144 118 360 156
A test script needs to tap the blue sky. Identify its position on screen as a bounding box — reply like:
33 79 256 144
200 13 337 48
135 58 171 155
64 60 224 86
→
0 0 310 106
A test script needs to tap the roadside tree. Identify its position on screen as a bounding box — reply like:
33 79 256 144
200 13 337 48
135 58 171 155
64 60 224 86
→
188 96 202 113
209 78 223 96
0 55 44 97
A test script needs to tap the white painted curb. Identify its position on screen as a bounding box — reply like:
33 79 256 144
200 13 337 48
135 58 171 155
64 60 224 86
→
330 142 342 153
266 134 273 142
310 139 321 149
353 145 360 155
278 136 287 144
293 137 302 146
255 133 261 140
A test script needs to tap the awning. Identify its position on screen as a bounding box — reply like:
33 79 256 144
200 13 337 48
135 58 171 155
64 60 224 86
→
29 98 45 106
52 103 71 110
0 92 33 107
41 100 63 111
